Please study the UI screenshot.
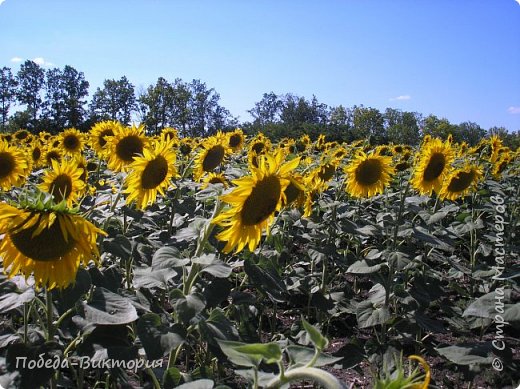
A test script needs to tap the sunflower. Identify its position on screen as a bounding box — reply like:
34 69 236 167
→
89 120 122 157
13 129 30 142
39 159 86 206
411 138 454 195
488 135 503 163
0 140 29 191
282 173 308 209
43 147 62 166
59 128 84 156
439 164 482 201
124 138 177 209
212 150 300 253
249 133 271 155
492 154 512 179
30 142 44 169
0 202 105 289
105 124 149 172
344 151 395 198
179 137 195 157
201 172 229 190
227 128 245 152
193 132 230 181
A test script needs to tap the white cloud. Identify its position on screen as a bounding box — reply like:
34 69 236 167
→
0 0 7 6
10 56 23 63
32 57 54 67
389 95 411 101
515 0 520 6
507 106 520 114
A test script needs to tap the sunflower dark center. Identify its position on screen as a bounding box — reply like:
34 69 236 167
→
229 134 242 148
50 174 73 203
46 151 61 165
99 129 114 147
241 175 281 226
0 152 15 179
318 164 336 181
10 215 75 262
447 170 476 192
202 145 225 172
355 159 383 186
141 156 169 189
395 162 410 172
284 181 302 204
180 144 192 155
64 135 80 151
87 161 98 171
423 153 446 181
116 135 144 162
32 147 41 162
15 131 29 140
251 142 265 154
209 176 225 185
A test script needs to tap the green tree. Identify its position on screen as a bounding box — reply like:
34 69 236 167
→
422 114 459 141
90 76 136 125
16 60 45 131
384 108 421 145
248 92 283 127
457 121 485 146
0 67 18 131
352 105 385 144
137 77 174 135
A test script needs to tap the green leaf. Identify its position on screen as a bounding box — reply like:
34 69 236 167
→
103 234 132 260
347 260 383 274
53 268 91 313
170 290 206 324
436 343 493 366
286 345 343 368
136 313 185 360
80 287 138 325
234 342 283 364
244 258 286 303
0 282 35 313
216 339 262 367
356 300 390 329
463 290 512 319
301 318 328 351
175 379 214 389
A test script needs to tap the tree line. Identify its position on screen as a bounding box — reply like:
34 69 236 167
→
1 60 518 148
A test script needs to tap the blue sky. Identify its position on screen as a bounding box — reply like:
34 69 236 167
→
1 0 519 130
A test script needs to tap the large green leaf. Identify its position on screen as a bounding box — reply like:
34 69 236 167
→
463 290 512 319
136 313 185 360
286 345 343 368
244 258 286 303
80 287 138 325
0 278 35 313
170 290 206 325
356 300 390 328
436 343 493 366
302 318 328 351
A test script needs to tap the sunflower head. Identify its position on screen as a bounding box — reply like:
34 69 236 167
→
39 159 86 206
201 172 229 190
439 164 482 201
411 138 454 195
0 139 29 191
0 201 105 289
344 151 395 198
227 129 245 152
193 133 231 181
44 147 62 167
60 128 84 156
124 138 178 209
89 120 122 157
106 124 149 172
212 150 299 253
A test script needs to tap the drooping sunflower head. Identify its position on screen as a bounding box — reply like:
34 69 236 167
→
227 128 245 152
106 124 149 172
492 154 512 179
0 140 29 191
43 147 62 167
179 137 195 157
60 128 84 156
39 159 86 206
124 138 178 210
411 138 454 195
439 164 483 201
212 150 299 253
344 151 395 198
89 120 122 157
282 173 308 209
0 202 106 289
201 172 229 190
193 133 231 181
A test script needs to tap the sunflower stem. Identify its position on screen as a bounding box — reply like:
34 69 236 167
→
45 288 57 389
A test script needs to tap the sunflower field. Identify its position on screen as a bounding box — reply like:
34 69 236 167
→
0 123 518 389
